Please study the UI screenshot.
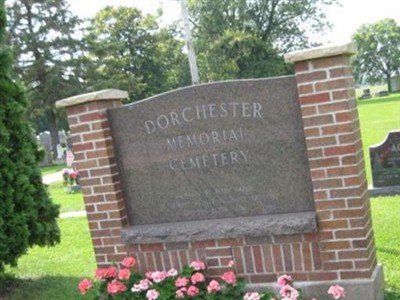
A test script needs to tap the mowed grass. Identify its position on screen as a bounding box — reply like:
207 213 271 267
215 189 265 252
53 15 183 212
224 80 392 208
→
40 164 66 176
357 93 400 184
49 182 85 213
371 196 400 298
3 217 96 300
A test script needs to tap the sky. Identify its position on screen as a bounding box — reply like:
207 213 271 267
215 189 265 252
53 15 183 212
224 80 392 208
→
68 0 400 45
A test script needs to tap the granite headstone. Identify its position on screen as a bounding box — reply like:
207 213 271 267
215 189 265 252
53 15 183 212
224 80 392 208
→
109 77 315 232
370 131 400 187
38 131 52 166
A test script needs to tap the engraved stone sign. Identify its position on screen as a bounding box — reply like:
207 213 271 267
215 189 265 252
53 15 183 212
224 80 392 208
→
109 77 315 236
370 131 400 187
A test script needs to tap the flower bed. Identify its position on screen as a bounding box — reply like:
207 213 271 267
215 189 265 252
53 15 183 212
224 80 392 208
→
62 168 81 193
78 257 345 300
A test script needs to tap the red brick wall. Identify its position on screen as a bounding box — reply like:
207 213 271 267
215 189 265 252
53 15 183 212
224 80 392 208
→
62 52 377 284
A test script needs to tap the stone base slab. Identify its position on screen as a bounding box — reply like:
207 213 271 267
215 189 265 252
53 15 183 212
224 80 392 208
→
369 185 400 197
248 265 384 300
121 211 317 244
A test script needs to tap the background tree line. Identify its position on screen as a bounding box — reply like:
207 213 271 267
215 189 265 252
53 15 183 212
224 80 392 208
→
5 0 400 159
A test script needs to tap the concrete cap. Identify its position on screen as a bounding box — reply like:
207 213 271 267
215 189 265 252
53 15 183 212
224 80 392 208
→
284 42 357 63
55 89 129 108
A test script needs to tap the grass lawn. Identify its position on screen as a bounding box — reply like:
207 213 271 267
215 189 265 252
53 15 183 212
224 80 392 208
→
49 182 85 213
357 93 400 184
40 164 66 176
3 217 96 300
371 196 400 298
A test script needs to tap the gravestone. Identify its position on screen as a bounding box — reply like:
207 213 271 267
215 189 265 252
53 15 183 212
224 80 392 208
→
370 131 400 187
38 131 52 166
58 130 67 146
109 77 316 243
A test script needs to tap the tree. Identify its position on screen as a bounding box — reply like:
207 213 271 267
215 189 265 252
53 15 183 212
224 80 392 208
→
84 6 191 102
0 0 59 272
7 0 85 157
352 18 400 92
188 0 338 81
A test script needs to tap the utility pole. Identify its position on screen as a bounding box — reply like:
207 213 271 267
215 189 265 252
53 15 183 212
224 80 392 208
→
179 0 200 85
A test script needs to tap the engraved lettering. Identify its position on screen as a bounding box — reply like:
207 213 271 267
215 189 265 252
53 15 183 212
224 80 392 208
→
253 102 262 117
144 102 264 134
157 114 169 129
170 111 180 126
242 102 251 117
209 103 217 118
182 107 194 122
166 137 178 150
145 120 155 134
220 102 228 117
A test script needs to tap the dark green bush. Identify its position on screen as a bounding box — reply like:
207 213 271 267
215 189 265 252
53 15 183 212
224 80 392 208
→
0 0 60 272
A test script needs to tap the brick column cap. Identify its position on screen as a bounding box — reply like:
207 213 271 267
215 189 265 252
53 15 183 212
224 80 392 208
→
55 89 129 108
284 42 357 64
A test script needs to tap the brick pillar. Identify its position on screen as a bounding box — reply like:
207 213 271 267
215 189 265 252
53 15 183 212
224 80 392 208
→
285 44 383 299
56 89 130 266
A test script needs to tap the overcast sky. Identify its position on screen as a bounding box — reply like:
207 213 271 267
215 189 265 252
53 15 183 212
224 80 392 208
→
67 0 400 45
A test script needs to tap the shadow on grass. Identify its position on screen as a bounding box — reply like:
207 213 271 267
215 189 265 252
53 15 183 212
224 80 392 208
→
1 275 82 300
385 289 400 300
377 247 400 257
357 94 400 106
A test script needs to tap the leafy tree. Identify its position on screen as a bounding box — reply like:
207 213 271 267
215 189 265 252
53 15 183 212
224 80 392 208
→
6 0 85 157
188 0 338 81
0 0 59 272
352 18 400 92
84 6 190 102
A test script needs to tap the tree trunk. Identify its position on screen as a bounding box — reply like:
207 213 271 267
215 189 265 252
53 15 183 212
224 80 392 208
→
386 74 392 93
46 109 60 161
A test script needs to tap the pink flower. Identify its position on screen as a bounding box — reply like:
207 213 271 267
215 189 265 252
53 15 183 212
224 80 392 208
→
187 285 199 296
228 260 235 267
132 278 153 292
146 271 153 279
191 272 205 284
167 268 178 277
146 289 159 300
328 285 345 299
69 170 79 179
122 256 136 268
107 280 127 295
95 267 118 279
244 292 261 300
280 284 299 299
78 279 93 295
175 277 190 287
118 268 131 280
151 271 168 283
277 274 293 287
221 271 236 285
190 260 205 271
207 280 221 293
176 287 187 298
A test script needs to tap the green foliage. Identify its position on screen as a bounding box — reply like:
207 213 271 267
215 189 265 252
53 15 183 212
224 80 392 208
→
188 0 337 81
84 6 191 102
6 0 85 154
0 0 60 273
352 18 400 91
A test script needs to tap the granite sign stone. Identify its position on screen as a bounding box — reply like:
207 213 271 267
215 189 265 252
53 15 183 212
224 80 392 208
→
370 131 400 187
109 77 316 237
